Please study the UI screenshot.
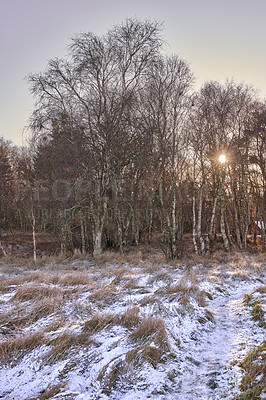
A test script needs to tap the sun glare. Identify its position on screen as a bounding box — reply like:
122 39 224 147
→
219 154 226 164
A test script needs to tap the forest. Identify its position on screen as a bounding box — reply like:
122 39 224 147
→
0 18 266 259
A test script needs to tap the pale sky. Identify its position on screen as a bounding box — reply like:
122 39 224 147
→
1 0 266 146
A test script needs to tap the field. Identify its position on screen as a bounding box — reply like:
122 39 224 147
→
0 251 265 399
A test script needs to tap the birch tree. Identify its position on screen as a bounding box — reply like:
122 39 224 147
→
188 81 256 253
139 55 193 258
28 18 163 257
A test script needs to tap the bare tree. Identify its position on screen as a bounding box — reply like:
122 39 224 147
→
188 81 257 253
138 55 193 258
28 19 163 257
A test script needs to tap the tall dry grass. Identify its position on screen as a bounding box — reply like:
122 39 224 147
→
83 313 120 334
130 317 170 351
0 331 45 364
11 284 63 302
27 382 66 400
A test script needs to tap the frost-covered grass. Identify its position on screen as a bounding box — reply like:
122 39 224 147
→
244 286 266 328
0 252 265 399
234 341 266 400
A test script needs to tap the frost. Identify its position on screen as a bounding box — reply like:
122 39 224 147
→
0 257 265 399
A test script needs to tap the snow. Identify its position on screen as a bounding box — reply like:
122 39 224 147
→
0 256 265 399
0 347 67 400
175 280 264 400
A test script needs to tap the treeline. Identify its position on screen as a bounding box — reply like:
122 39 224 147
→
1 19 266 258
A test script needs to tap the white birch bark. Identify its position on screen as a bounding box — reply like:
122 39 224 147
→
30 190 37 262
220 192 230 252
197 184 205 254
192 194 198 255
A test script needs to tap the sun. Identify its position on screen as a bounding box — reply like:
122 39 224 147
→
219 154 226 164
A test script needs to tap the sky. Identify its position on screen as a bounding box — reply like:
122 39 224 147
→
1 0 266 146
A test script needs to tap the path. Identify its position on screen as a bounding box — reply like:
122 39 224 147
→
175 278 265 400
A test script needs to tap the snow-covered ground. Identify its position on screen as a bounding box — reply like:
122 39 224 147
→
0 253 265 399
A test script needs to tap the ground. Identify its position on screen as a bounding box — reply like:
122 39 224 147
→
0 251 265 399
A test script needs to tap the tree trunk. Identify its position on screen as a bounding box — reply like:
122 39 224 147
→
30 191 37 262
91 196 107 258
197 184 205 254
80 211 86 255
0 241 7 256
92 226 103 257
233 196 242 249
192 194 198 255
205 195 218 254
220 192 230 252
60 211 67 256
171 185 177 258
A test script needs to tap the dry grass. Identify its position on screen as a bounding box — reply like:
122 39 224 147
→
197 290 213 307
139 296 165 315
141 252 166 264
120 307 140 329
30 298 62 319
166 276 208 306
93 251 125 265
81 308 140 336
1 254 67 270
251 303 265 327
93 247 165 266
148 269 173 285
122 279 141 290
47 326 97 363
24 271 61 286
227 252 265 273
167 283 190 294
172 253 213 269
0 331 45 364
58 272 94 287
126 344 164 368
139 262 162 274
234 341 266 400
47 331 79 363
110 266 135 285
44 320 67 333
1 250 264 398
198 309 215 324
0 275 30 293
142 345 164 367
23 270 94 291
11 284 63 302
123 251 144 265
27 382 65 400
255 285 266 294
0 308 30 333
89 285 118 305
130 317 169 351
253 252 266 264
81 308 141 335
83 313 120 335
167 283 198 305
97 358 124 395
0 296 63 334
244 287 266 328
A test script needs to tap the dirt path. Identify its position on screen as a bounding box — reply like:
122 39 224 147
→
175 278 265 400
